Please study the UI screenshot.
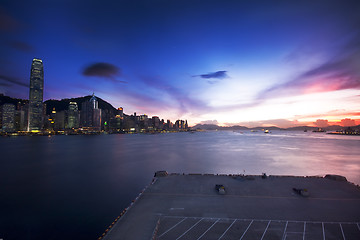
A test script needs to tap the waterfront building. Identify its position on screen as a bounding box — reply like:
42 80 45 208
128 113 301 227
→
139 114 148 130
123 114 136 131
93 108 101 130
174 120 188 130
1 103 15 132
55 111 65 130
152 116 160 129
174 120 180 129
68 102 79 129
166 119 172 130
117 107 123 118
14 102 28 131
109 107 124 132
28 58 44 132
80 94 102 130
109 115 122 132
139 114 147 121
47 108 56 130
15 109 26 131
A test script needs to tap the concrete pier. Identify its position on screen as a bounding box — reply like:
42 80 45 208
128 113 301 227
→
103 174 360 239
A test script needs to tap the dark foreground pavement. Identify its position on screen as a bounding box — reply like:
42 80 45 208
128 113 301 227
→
102 174 360 240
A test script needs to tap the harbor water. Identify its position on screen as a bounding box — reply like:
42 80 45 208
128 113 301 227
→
0 131 359 239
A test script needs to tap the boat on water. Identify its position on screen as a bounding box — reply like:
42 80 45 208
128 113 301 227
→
264 129 270 133
312 128 326 132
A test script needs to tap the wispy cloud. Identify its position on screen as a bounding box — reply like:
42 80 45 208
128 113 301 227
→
7 40 34 52
0 74 28 87
0 82 11 87
199 120 219 125
295 110 360 120
259 31 360 100
224 119 303 128
139 75 210 115
82 62 127 83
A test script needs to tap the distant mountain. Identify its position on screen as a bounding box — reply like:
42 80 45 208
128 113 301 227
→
0 94 117 114
0 94 28 106
191 124 221 130
230 125 250 130
191 124 360 131
286 126 315 131
324 125 343 131
250 126 283 131
44 95 117 114
191 124 250 130
191 124 287 131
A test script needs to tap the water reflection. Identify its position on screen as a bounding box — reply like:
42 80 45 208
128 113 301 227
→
0 131 359 240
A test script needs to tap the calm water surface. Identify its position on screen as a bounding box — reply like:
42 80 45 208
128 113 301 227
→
0 131 359 239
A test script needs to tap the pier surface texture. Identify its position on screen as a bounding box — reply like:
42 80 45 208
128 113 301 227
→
103 174 360 240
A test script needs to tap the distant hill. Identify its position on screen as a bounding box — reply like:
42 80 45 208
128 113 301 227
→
286 126 316 131
191 124 285 131
191 124 250 130
191 124 222 130
250 126 283 131
44 95 117 114
0 94 116 114
191 123 360 131
0 94 28 106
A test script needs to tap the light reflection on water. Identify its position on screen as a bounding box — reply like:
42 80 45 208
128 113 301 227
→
0 131 359 239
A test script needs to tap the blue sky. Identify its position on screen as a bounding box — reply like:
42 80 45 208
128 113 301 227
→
1 0 359 126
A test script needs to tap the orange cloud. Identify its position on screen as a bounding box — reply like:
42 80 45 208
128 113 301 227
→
341 118 356 127
296 111 360 120
314 119 329 128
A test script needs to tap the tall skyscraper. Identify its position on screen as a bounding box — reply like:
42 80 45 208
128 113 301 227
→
80 94 101 130
68 102 79 129
28 58 44 132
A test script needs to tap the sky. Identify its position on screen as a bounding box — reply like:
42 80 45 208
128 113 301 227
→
0 0 359 127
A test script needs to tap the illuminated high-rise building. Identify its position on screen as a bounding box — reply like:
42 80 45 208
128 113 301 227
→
1 103 15 132
68 102 79 129
28 58 44 132
80 93 101 130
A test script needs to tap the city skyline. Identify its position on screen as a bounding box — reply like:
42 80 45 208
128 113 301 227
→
1 0 359 127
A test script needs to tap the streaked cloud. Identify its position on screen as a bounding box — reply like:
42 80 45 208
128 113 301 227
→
139 75 210 115
0 74 28 87
296 110 360 119
224 119 303 128
199 120 219 125
259 31 360 100
7 40 34 52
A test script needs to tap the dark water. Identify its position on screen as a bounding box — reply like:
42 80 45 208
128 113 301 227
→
0 131 359 239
